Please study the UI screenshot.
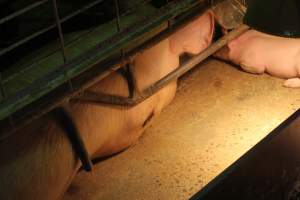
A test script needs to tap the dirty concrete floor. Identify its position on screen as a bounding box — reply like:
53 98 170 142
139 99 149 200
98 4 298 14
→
63 58 300 200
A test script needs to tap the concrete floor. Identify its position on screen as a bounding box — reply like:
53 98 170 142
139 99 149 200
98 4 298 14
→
63 58 300 200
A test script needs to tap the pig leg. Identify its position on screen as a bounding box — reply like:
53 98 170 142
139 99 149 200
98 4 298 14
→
283 78 300 88
214 48 265 74
239 62 265 74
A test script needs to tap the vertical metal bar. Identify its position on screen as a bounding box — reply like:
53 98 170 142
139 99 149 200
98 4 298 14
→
128 63 141 97
51 0 73 91
51 0 92 171
52 0 67 63
114 0 121 32
114 0 124 56
0 72 15 128
114 0 127 76
0 73 5 100
114 0 137 99
52 107 93 171
114 0 126 60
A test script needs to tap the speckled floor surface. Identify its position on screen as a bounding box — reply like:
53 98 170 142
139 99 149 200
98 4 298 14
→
63 58 300 200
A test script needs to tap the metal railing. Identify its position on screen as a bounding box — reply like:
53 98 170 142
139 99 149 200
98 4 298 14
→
0 0 212 135
0 0 246 172
0 0 155 171
0 0 105 56
0 0 154 125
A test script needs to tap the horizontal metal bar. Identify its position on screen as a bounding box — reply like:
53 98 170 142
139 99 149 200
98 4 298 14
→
0 0 48 25
77 24 250 106
58 0 105 24
0 0 105 56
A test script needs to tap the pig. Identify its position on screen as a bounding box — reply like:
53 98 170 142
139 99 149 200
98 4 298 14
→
0 10 214 200
215 29 300 88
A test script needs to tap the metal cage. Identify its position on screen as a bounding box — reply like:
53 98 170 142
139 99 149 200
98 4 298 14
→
0 0 247 139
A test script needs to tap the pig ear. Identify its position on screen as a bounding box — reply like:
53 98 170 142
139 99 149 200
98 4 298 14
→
201 10 215 46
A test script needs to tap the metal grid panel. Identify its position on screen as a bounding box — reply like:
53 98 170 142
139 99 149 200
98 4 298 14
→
0 0 217 138
0 0 157 112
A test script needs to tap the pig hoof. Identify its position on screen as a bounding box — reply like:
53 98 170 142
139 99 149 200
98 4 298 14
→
283 78 300 88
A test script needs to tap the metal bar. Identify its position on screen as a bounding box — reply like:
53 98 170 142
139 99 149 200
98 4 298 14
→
0 73 5 100
128 63 141 97
118 64 137 98
51 0 74 91
52 107 93 171
114 0 134 99
77 24 250 106
114 0 121 32
52 1 90 170
0 72 15 129
0 0 48 25
52 0 67 62
0 74 15 140
0 0 105 56
0 23 57 56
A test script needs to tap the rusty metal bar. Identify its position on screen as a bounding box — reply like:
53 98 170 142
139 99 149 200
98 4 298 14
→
0 0 105 57
77 24 250 106
0 0 48 25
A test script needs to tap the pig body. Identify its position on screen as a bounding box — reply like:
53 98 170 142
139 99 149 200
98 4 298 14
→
0 11 214 200
215 29 300 88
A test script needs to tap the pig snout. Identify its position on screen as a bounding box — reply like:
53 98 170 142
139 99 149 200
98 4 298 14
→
214 29 300 88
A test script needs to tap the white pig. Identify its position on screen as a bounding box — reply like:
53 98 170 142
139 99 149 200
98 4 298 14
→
0 10 214 200
215 29 300 88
